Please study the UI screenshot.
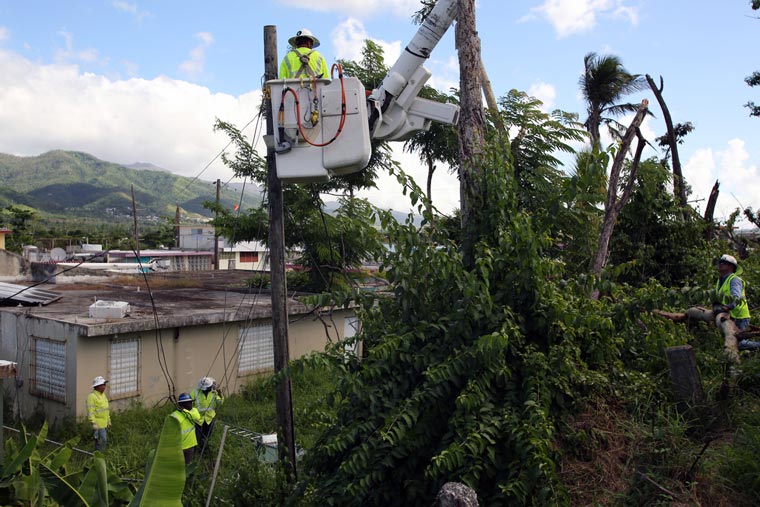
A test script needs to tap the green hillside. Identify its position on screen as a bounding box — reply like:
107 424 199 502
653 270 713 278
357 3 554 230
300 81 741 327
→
0 150 260 220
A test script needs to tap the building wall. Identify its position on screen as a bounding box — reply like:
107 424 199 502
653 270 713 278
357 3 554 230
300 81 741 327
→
1 307 358 423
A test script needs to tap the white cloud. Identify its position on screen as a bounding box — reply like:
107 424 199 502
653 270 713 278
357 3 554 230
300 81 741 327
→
54 30 106 65
281 0 420 18
684 139 759 221
331 18 400 64
357 145 459 215
522 0 639 38
528 80 556 110
112 1 152 22
179 32 214 78
0 26 9 43
0 49 258 184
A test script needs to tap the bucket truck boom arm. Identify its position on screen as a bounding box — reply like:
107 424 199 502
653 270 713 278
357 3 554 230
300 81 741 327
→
367 0 460 141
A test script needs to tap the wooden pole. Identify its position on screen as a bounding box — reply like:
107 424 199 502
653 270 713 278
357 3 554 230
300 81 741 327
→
131 185 141 263
264 24 297 479
214 179 220 270
205 425 229 507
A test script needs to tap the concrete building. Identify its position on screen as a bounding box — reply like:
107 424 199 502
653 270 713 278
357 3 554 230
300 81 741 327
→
0 276 359 426
218 241 269 271
0 228 11 251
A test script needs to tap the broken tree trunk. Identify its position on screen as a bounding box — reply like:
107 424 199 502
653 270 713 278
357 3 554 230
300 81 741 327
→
704 180 719 240
589 100 649 287
652 307 740 363
646 75 688 214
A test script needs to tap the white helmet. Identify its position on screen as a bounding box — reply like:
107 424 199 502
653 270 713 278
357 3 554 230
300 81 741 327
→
720 254 738 268
92 376 108 388
199 377 216 390
288 28 320 48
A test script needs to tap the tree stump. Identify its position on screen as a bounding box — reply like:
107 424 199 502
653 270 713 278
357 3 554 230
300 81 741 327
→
435 482 479 507
665 345 705 405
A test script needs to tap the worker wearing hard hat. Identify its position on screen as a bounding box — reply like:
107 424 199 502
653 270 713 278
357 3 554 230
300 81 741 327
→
191 377 224 453
714 254 751 331
279 28 328 79
170 392 203 464
87 376 111 451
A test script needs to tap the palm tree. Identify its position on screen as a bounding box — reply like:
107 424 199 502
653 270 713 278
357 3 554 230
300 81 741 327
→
579 52 647 148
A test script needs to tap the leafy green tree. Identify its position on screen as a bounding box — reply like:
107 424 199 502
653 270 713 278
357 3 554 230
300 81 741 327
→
608 157 707 286
0 205 38 253
579 52 647 147
209 120 384 293
745 71 760 117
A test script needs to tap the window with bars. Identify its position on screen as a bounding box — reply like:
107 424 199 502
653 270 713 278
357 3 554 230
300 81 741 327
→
109 337 140 398
239 324 274 374
30 337 66 402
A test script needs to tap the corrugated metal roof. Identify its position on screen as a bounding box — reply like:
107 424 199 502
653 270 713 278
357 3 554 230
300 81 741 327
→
0 282 62 306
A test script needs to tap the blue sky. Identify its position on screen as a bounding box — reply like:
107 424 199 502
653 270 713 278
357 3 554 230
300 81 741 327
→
0 0 758 222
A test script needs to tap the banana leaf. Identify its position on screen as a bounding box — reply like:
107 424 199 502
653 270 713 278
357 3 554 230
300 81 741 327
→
77 454 109 507
128 415 185 507
40 462 91 507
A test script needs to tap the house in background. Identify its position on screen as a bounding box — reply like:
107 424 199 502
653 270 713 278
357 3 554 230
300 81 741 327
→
105 249 214 272
177 224 270 271
0 228 11 251
218 241 269 271
0 279 359 426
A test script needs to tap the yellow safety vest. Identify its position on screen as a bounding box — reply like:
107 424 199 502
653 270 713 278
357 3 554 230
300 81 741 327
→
191 388 223 425
170 408 201 450
716 273 750 320
279 47 328 79
86 390 110 429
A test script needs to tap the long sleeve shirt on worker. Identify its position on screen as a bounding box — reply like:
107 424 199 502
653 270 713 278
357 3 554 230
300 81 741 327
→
718 274 745 310
86 390 110 429
170 408 202 450
191 388 224 425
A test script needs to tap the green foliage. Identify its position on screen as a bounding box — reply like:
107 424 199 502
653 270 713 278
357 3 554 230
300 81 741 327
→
128 415 185 507
0 150 258 220
609 158 707 286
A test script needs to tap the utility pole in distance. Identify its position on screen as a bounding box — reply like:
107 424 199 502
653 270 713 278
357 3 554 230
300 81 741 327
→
264 24 297 479
214 179 220 270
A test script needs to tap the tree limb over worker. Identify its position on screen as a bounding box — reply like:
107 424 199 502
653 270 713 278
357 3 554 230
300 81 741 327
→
714 254 751 331
279 28 328 79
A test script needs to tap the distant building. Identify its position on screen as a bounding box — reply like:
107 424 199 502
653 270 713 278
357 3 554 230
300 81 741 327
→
218 241 269 271
106 249 214 272
0 278 360 426
0 228 11 251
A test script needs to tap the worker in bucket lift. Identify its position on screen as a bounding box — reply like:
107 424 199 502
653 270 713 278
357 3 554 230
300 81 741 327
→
87 376 111 451
279 28 328 79
191 376 224 453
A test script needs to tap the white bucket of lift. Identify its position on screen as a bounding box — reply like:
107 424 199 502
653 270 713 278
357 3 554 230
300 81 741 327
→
267 77 371 183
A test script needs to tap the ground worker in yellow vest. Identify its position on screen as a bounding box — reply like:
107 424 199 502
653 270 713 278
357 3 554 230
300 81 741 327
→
714 254 751 333
87 376 111 451
191 376 224 453
170 392 202 464
279 28 328 79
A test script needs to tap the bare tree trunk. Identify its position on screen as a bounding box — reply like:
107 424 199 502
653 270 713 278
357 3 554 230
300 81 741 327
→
480 61 504 132
646 75 688 214
589 100 649 289
457 0 486 270
426 157 436 226
704 180 719 240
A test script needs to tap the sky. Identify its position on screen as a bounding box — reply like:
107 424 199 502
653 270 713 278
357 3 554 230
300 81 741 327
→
0 0 758 224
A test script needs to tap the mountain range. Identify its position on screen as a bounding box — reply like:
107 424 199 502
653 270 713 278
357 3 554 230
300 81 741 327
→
0 150 261 221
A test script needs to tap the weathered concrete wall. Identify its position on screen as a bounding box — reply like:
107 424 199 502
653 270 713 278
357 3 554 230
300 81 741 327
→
2 306 357 424
0 250 29 277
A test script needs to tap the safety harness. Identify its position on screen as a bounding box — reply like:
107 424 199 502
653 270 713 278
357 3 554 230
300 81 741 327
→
287 49 319 78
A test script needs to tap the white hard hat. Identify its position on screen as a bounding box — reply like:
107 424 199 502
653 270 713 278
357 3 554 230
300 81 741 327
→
199 377 216 390
92 376 108 388
288 28 320 48
719 254 738 267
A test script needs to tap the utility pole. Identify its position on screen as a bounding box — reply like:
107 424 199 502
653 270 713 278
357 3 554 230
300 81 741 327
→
131 185 141 263
214 179 220 270
264 24 297 479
